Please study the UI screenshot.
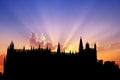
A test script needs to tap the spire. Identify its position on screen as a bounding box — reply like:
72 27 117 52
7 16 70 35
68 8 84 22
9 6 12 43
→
94 43 97 62
9 41 14 49
57 42 60 54
79 37 83 53
94 43 96 51
31 46 33 50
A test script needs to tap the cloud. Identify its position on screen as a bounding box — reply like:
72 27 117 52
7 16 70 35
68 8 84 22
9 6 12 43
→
29 32 67 51
110 42 120 49
97 46 105 51
97 42 120 51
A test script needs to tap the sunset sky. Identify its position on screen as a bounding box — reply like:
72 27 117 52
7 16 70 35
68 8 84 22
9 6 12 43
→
0 0 120 72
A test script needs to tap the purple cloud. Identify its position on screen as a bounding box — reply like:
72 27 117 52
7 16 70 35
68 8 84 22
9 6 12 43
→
29 32 67 51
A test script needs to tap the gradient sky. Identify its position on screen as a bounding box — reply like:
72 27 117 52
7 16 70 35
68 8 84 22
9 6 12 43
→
0 0 120 72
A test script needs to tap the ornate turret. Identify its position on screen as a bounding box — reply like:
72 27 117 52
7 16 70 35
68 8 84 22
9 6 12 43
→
9 41 14 50
85 42 90 51
7 41 14 57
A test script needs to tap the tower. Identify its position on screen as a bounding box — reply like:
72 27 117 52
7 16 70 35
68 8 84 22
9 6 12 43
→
79 37 83 53
57 42 60 54
85 42 90 51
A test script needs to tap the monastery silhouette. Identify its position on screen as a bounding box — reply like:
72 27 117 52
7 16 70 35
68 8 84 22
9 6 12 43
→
0 37 120 80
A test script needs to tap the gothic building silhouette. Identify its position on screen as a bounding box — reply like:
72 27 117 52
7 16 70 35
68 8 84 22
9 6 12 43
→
1 37 120 80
